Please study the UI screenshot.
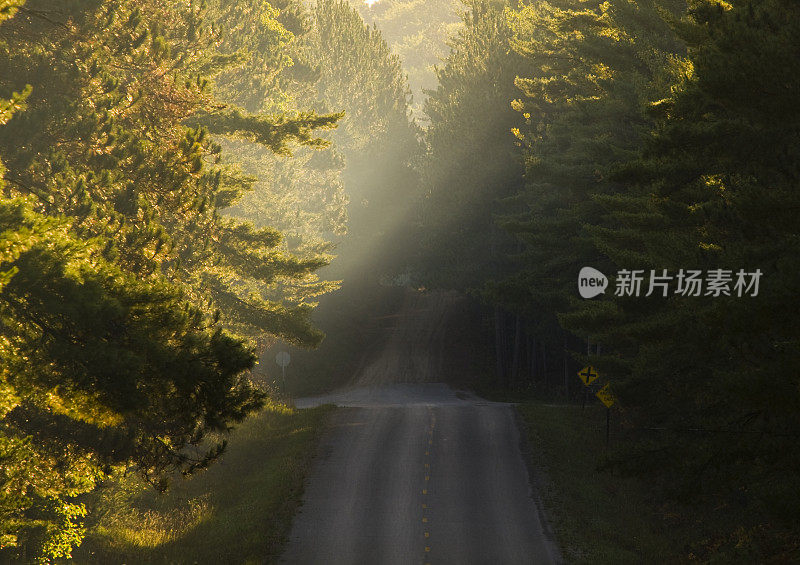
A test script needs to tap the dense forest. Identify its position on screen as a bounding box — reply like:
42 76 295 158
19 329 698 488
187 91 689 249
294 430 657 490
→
413 0 800 558
1 0 799 561
351 0 461 117
0 0 343 559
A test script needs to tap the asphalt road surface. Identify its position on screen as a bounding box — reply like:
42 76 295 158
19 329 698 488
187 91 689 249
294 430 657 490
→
282 383 561 564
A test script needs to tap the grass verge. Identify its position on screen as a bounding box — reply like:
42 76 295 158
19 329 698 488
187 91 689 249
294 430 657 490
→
519 402 694 564
519 401 800 563
72 402 335 564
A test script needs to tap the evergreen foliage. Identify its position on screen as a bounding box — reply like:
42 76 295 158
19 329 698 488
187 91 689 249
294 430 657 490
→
300 0 421 275
0 0 342 559
418 0 526 291
567 0 800 522
351 0 462 118
418 0 800 555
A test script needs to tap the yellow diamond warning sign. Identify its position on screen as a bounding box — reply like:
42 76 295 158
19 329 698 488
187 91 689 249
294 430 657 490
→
595 383 615 408
577 365 599 386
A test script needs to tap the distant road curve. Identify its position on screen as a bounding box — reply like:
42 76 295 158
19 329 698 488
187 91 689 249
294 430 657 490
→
282 383 562 564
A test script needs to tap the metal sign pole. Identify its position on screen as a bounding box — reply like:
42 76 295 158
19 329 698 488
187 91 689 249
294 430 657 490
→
583 337 590 412
275 351 290 393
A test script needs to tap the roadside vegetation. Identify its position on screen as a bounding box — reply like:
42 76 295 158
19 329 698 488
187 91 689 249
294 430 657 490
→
0 0 413 560
73 403 335 564
518 401 800 563
411 1 800 560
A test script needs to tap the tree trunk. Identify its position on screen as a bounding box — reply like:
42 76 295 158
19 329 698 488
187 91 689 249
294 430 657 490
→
529 334 536 384
542 341 548 386
511 315 522 388
563 332 569 399
494 307 506 387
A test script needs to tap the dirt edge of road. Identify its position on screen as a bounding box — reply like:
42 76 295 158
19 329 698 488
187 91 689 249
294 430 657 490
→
514 407 565 564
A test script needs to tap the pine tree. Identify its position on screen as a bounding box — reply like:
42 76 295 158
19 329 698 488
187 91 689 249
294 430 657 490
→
304 0 421 278
0 0 344 350
571 1 800 522
418 0 526 291
496 0 686 342
0 0 344 559
352 0 462 119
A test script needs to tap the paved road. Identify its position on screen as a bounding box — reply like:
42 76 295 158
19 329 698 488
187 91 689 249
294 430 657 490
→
282 384 561 564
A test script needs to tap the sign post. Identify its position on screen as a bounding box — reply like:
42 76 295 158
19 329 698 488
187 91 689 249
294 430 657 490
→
595 383 616 446
275 351 291 390
576 365 616 446
578 364 599 413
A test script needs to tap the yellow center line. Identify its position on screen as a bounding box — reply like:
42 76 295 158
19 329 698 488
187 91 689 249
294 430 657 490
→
424 413 434 561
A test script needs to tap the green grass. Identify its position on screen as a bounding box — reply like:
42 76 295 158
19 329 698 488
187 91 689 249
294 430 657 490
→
72 402 335 564
518 402 695 564
518 402 800 563
514 397 800 565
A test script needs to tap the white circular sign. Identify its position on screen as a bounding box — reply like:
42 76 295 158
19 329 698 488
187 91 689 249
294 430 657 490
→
275 351 291 368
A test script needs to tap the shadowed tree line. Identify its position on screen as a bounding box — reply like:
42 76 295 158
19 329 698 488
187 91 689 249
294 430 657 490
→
414 0 800 559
